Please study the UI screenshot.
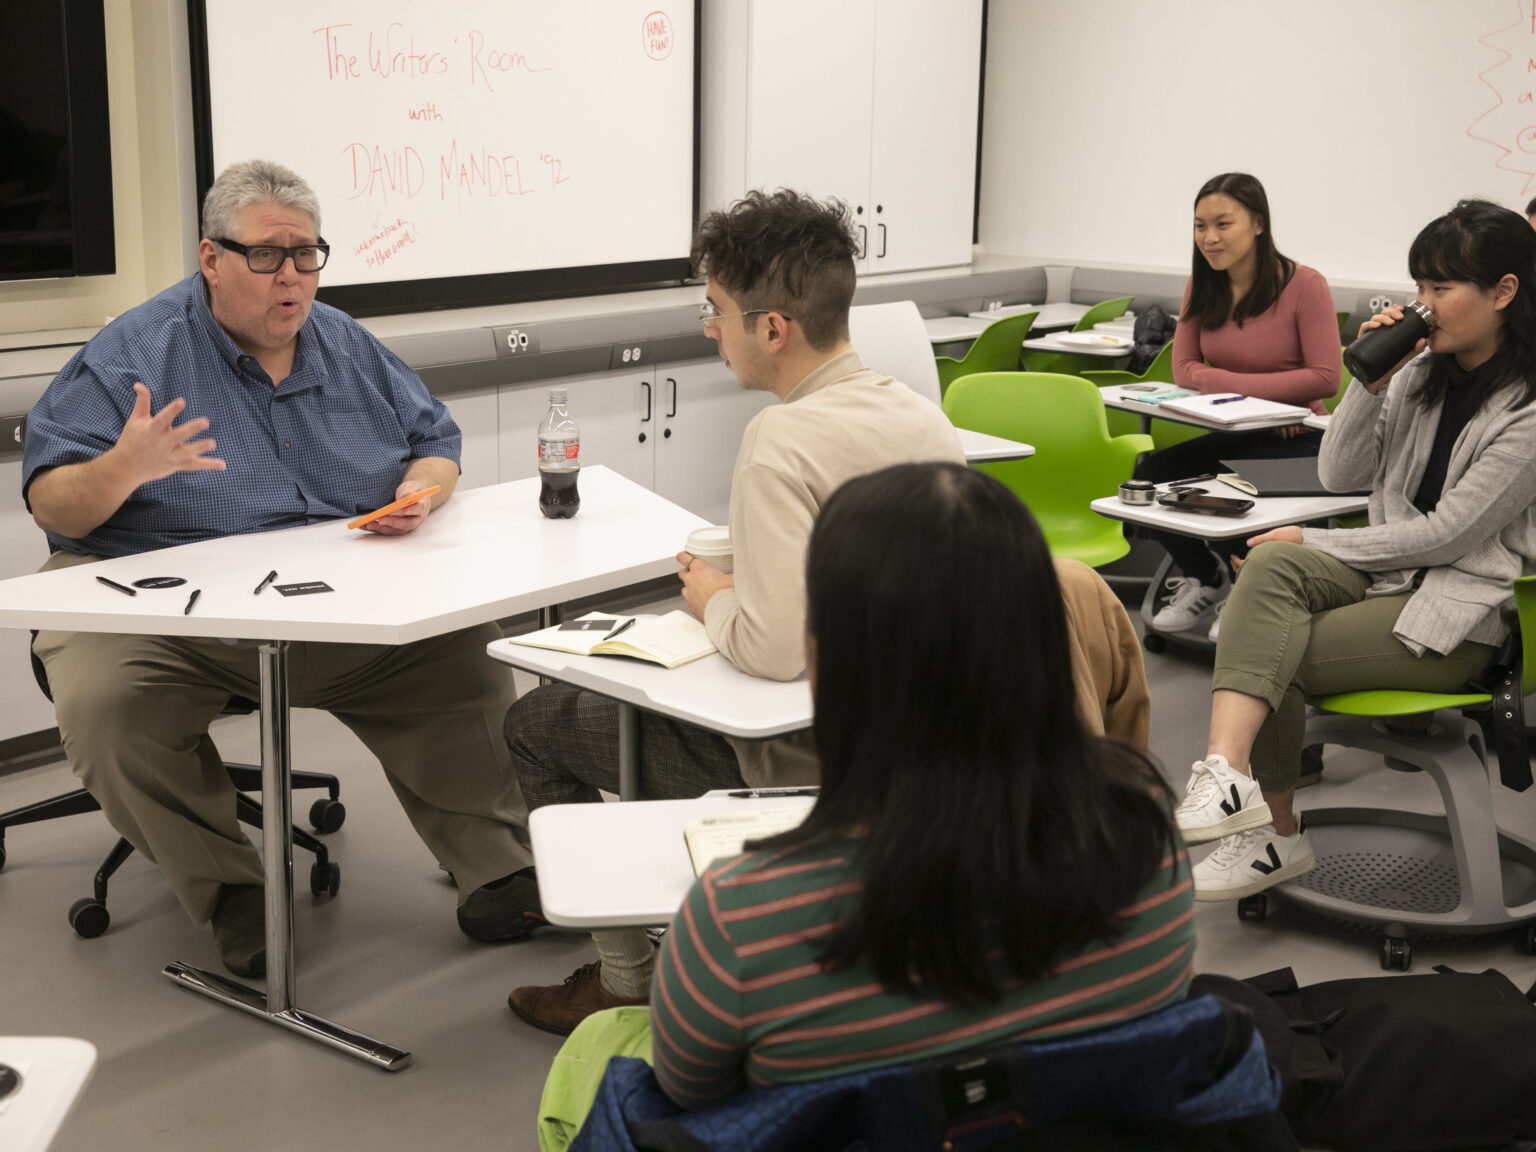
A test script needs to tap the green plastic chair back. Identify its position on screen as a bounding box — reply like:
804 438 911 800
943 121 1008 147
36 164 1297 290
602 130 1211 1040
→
1081 341 1176 389
1308 575 1536 717
1081 344 1204 449
1071 296 1135 332
934 311 1037 396
1336 310 1352 338
943 372 1153 567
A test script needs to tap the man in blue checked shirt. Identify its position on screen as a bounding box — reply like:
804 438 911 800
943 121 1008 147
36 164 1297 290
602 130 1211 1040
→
22 160 542 977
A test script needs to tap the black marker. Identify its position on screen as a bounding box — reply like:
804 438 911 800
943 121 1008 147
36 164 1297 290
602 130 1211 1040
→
184 588 201 615
727 787 821 799
253 570 278 595
603 617 638 641
96 575 137 596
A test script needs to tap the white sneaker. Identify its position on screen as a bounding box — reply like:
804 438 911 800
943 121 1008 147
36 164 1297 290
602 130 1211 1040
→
1207 601 1225 645
1194 823 1315 901
1174 755 1271 844
1151 572 1230 633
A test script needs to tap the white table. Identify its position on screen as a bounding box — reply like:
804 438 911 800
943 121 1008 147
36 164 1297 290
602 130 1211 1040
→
0 467 706 1069
485 643 814 801
969 302 1091 332
1091 486 1369 539
1099 384 1314 436
1022 331 1132 360
957 428 1035 462
528 790 817 928
0 1037 95 1152
924 316 990 345
1304 412 1332 432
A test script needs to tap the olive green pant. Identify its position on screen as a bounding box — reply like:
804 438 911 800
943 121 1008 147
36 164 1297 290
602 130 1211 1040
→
1213 541 1498 794
33 551 531 924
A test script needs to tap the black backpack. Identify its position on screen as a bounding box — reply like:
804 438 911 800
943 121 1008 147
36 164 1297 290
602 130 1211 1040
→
1191 966 1536 1151
1129 303 1178 375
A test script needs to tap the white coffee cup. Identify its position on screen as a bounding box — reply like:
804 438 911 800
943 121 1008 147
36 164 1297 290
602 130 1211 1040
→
685 525 733 574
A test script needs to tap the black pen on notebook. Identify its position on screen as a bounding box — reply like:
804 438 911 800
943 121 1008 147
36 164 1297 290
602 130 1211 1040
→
727 787 821 799
603 617 637 641
96 575 136 597
1210 394 1245 405
184 588 201 615
253 570 278 595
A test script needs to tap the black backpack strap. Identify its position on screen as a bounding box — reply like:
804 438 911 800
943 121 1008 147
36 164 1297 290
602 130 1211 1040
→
1471 636 1532 792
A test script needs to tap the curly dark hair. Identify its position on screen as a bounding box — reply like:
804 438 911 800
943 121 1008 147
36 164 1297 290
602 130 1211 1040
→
690 189 858 350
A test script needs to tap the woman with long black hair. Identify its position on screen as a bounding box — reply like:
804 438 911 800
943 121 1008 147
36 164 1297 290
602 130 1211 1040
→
1175 199 1536 901
648 462 1193 1107
1138 172 1341 641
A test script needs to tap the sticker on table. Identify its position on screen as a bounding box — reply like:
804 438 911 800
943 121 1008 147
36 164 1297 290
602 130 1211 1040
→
132 576 187 589
274 581 335 597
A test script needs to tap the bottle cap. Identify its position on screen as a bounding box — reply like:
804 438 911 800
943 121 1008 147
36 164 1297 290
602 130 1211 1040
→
549 387 568 404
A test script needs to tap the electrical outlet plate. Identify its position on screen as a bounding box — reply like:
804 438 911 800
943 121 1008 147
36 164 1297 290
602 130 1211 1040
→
492 325 539 356
0 415 23 450
608 340 652 369
1366 294 1395 314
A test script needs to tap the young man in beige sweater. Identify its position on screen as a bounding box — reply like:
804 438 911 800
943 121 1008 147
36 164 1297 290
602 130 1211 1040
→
501 190 965 1034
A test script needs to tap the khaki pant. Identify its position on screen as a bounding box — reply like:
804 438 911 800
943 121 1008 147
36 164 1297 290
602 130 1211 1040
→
1213 541 1498 793
33 551 530 923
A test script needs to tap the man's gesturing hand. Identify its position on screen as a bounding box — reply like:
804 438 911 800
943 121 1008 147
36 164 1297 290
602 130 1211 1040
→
113 381 227 483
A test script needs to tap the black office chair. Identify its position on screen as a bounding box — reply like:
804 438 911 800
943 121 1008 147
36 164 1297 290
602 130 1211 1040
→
0 641 345 937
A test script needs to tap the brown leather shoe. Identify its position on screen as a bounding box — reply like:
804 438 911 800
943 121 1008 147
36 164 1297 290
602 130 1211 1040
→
507 961 646 1036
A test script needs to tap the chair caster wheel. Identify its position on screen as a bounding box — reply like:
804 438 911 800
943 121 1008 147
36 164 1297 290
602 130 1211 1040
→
311 861 341 898
1379 935 1411 971
1236 894 1268 922
309 798 346 833
69 897 110 938
1142 632 1167 654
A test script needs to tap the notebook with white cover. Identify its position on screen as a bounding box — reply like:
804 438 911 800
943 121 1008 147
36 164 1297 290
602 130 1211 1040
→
507 611 716 670
1157 393 1311 428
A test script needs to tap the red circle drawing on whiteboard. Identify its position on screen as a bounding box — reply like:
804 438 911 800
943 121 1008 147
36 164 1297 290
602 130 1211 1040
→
1518 127 1536 154
643 11 673 60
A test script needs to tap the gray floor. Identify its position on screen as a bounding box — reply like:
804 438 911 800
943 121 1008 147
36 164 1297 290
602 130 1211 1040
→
4 600 1536 1150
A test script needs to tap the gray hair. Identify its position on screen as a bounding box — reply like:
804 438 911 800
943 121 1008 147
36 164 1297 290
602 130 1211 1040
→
200 159 322 240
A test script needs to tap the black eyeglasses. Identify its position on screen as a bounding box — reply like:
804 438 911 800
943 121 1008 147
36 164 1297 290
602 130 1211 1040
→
216 237 330 273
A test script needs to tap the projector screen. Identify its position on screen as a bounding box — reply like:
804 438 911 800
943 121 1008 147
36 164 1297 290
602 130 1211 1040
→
188 0 698 313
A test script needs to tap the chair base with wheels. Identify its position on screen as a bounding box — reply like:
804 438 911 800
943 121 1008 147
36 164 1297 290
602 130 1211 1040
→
0 760 346 938
1232 574 1536 972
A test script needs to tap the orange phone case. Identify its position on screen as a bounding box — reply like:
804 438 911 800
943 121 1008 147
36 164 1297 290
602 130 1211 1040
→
347 485 441 530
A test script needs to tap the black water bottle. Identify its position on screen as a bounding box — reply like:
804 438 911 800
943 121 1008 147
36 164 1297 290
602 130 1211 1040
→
1342 302 1436 385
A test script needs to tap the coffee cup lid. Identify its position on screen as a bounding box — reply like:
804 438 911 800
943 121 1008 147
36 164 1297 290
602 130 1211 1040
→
686 525 732 553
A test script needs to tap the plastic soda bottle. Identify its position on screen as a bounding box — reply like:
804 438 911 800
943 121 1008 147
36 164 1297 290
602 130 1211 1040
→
537 387 580 519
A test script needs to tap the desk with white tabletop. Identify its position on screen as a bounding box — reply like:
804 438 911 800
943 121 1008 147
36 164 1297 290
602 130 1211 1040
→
1022 331 1133 360
924 316 991 346
0 1037 96 1152
1091 486 1368 540
485 641 813 801
970 302 1090 332
957 428 1035 462
0 466 706 1069
1099 384 1314 436
529 790 817 928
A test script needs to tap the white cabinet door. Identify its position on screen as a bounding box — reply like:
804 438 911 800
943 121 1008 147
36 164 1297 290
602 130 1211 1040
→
745 0 876 259
868 0 984 273
498 371 656 492
653 361 774 526
441 386 500 490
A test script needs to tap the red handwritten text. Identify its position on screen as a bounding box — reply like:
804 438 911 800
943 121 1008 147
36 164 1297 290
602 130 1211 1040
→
368 23 448 78
354 218 418 268
439 139 536 207
467 30 552 92
342 144 426 203
315 24 361 80
643 12 674 61
408 102 446 122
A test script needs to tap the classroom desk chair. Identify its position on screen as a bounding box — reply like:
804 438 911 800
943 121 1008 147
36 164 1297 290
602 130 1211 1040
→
1020 295 1134 376
0 644 344 937
933 310 1037 396
1237 575 1536 972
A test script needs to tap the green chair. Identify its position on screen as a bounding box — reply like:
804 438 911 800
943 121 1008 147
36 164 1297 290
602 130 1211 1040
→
1336 310 1352 338
1021 295 1135 375
933 311 1037 396
943 372 1152 567
1243 575 1536 970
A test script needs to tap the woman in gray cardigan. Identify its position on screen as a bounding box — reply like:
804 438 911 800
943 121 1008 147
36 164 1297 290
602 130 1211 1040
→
1169 199 1536 900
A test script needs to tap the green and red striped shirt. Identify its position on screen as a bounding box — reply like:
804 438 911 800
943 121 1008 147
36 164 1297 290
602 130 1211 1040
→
650 834 1194 1108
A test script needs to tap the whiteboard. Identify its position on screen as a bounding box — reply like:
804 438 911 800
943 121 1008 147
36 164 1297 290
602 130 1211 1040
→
190 0 697 312
990 0 1536 285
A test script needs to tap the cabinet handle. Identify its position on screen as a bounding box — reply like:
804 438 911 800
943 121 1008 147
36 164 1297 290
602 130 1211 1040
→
856 224 867 259
877 222 888 258
640 380 652 422
666 377 678 418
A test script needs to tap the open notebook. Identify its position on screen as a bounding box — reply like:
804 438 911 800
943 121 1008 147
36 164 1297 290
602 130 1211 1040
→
506 610 716 670
683 805 813 875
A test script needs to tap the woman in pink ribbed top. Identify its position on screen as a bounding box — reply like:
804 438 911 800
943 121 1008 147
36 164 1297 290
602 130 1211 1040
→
1135 173 1341 641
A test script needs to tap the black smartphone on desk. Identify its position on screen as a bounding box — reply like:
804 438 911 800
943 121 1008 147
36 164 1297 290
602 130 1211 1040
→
1157 490 1254 517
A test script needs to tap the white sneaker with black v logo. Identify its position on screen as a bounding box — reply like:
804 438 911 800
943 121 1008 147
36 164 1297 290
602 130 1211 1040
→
1174 755 1272 844
1193 823 1315 901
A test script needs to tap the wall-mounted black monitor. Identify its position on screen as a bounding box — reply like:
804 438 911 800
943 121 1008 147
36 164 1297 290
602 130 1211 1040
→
0 0 116 281
188 0 700 316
